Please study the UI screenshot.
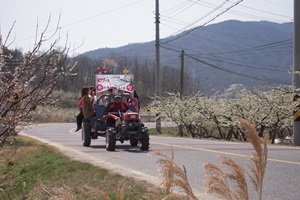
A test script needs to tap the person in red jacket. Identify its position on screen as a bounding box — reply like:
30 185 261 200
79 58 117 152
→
105 93 129 127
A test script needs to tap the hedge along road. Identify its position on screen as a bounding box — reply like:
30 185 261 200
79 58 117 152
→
20 123 300 200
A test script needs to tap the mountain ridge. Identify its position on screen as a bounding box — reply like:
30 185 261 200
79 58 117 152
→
81 20 293 94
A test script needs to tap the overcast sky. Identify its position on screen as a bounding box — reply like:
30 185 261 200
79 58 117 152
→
0 0 293 55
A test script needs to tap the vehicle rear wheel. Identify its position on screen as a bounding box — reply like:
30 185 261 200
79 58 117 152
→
140 128 149 151
82 121 91 147
130 138 138 146
106 128 116 151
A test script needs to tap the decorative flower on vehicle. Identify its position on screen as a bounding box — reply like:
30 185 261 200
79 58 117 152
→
98 67 107 74
126 84 134 92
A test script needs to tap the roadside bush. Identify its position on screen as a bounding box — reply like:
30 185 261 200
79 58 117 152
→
29 105 78 123
49 90 79 108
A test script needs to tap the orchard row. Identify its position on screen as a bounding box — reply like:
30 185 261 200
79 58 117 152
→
151 86 293 144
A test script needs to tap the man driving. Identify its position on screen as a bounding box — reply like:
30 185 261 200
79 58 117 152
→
104 93 129 127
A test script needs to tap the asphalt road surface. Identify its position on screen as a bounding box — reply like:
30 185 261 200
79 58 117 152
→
20 123 300 200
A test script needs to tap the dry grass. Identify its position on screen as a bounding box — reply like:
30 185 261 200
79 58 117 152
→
203 156 249 200
203 118 268 200
27 177 149 200
85 186 110 200
152 146 199 200
240 118 268 200
153 119 268 200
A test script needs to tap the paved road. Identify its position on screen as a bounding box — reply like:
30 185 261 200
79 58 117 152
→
20 123 300 200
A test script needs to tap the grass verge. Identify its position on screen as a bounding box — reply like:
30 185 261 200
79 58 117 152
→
0 136 165 200
148 127 178 136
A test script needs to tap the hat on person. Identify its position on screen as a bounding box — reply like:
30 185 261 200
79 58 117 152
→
114 93 122 98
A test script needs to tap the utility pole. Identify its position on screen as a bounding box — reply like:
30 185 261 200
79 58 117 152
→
155 0 161 97
155 0 161 134
294 0 300 146
180 50 184 99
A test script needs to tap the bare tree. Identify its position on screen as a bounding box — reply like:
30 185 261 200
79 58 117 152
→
0 21 76 148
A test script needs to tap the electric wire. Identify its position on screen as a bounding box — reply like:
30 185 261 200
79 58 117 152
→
160 21 291 55
162 0 244 44
188 39 292 56
163 1 197 19
161 37 292 59
185 53 289 84
169 0 230 36
228 0 291 19
162 42 291 72
160 44 290 84
160 0 191 15
192 0 291 21
13 0 144 44
196 55 289 72
160 18 187 27
160 0 291 45
263 0 292 9
161 11 284 36
160 21 245 53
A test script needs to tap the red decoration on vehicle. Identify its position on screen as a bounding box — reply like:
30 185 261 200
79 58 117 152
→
126 84 134 91
99 67 107 74
96 84 104 91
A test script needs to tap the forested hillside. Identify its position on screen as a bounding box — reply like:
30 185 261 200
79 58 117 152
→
82 20 293 95
3 20 293 106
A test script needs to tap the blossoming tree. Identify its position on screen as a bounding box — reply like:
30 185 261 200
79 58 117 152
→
0 23 76 148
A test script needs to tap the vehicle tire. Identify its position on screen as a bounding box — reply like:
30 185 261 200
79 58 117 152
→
82 121 91 147
106 128 116 151
140 128 150 151
130 138 138 146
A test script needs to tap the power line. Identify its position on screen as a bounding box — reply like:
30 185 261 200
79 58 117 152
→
185 53 289 84
196 55 289 72
262 0 292 9
168 0 230 37
160 44 290 84
161 37 292 59
160 0 190 15
13 0 144 45
189 39 293 56
228 0 291 19
160 22 291 56
191 1 291 22
161 0 197 18
162 0 244 44
159 0 291 43
161 42 291 72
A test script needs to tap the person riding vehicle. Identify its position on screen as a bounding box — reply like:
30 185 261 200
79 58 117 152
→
104 93 129 127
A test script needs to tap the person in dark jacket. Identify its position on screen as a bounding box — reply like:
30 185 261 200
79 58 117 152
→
75 95 83 132
105 93 129 127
